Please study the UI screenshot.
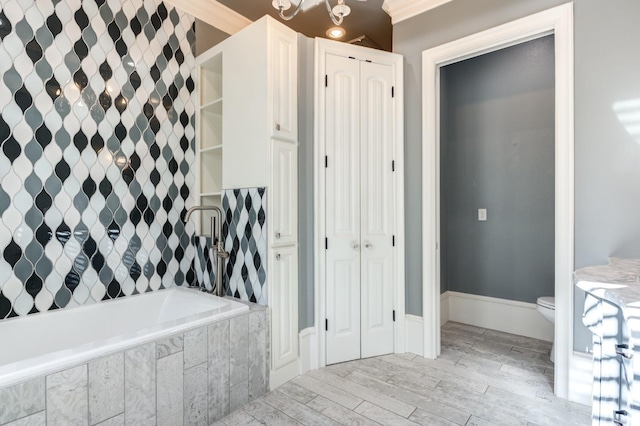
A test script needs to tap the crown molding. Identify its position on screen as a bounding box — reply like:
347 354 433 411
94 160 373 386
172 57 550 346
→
165 0 252 35
382 0 454 25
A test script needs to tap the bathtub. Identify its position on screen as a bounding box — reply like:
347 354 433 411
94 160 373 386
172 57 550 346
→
0 287 249 389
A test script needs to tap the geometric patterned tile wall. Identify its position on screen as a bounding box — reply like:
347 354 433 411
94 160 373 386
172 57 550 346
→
192 235 215 293
222 188 267 306
0 0 196 319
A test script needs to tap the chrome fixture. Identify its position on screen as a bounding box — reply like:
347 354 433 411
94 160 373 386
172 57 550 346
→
184 205 229 297
272 0 362 26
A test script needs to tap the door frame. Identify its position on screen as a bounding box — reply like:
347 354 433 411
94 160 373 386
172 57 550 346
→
314 38 405 368
421 3 574 397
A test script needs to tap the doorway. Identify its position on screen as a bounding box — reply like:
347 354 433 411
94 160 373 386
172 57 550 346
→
439 34 555 332
421 4 574 397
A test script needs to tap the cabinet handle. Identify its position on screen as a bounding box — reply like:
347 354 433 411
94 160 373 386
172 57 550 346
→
364 242 373 249
616 344 634 360
613 409 628 425
276 123 281 131
351 242 360 251
275 232 281 239
275 253 281 261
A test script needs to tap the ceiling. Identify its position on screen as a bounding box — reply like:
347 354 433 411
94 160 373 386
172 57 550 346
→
216 0 392 51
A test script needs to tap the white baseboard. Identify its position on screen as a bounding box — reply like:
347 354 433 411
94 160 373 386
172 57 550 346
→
270 359 300 390
299 327 317 374
405 315 424 356
568 351 593 406
445 291 554 342
440 291 449 325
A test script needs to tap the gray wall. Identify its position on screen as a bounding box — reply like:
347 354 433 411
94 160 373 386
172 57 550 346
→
440 36 555 303
298 35 315 330
394 0 640 352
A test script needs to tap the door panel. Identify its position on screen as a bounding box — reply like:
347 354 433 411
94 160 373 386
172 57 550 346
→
270 140 297 246
360 61 395 358
271 246 298 370
325 54 361 365
269 24 297 141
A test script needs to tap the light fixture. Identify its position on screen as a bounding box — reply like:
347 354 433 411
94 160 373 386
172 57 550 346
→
326 27 346 39
272 0 352 26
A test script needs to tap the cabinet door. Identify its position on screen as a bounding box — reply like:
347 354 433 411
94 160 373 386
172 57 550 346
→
270 245 298 370
270 139 297 246
269 23 297 142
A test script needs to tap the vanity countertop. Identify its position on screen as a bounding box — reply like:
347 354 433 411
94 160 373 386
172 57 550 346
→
575 257 640 319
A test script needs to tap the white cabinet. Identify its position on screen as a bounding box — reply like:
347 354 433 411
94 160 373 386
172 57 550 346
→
270 245 298 370
198 16 300 389
269 25 297 142
270 140 297 247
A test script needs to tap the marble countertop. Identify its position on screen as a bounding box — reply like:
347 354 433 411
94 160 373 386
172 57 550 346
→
575 257 640 319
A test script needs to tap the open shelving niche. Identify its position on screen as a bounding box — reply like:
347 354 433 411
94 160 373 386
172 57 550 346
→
197 51 223 240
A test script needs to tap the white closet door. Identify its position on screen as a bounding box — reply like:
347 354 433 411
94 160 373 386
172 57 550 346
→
270 140 297 246
359 61 395 358
325 54 362 365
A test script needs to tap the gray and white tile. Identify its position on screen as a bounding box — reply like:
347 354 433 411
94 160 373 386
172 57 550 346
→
46 365 89 426
124 343 156 425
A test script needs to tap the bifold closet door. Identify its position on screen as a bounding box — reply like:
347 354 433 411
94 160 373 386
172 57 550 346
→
359 61 395 359
325 55 395 365
325 54 361 365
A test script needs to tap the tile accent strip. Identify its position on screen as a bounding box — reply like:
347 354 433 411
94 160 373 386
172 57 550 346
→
222 188 267 305
0 0 197 318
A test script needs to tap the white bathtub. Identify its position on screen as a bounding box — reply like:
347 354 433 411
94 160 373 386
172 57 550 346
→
0 287 249 388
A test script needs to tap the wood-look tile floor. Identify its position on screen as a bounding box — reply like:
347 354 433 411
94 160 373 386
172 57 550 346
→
215 322 591 425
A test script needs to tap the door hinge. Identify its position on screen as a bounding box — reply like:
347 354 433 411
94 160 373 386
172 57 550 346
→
325 319 328 331
392 160 395 172
325 74 328 87
392 86 395 98
325 155 328 168
325 237 328 250
393 310 396 322
392 235 395 247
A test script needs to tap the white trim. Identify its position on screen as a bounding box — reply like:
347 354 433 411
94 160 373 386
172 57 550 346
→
421 3 574 398
446 292 553 342
440 291 449 326
405 315 424 357
299 327 318 374
569 351 593 406
314 38 405 368
270 360 300 390
165 0 252 35
382 0 454 25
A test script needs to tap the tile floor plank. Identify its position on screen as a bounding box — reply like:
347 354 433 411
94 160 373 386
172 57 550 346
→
292 374 363 410
307 369 416 417
216 322 590 426
353 401 419 426
306 396 381 426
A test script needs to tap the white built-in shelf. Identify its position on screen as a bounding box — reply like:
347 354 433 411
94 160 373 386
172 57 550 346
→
199 145 222 154
201 98 223 114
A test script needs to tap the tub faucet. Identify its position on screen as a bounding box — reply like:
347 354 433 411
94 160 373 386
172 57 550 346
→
184 205 229 297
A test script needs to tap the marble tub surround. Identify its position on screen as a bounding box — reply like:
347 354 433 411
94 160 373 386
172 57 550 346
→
0 301 268 426
575 257 640 425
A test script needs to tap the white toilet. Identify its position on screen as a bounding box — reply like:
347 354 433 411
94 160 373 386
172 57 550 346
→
536 296 555 362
